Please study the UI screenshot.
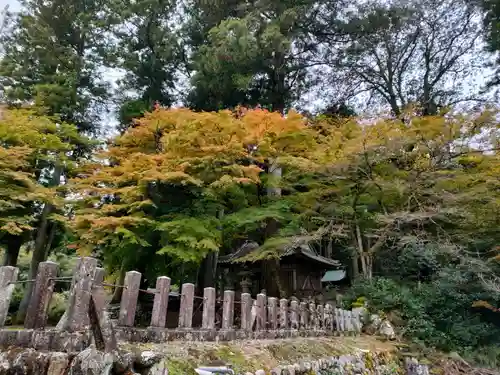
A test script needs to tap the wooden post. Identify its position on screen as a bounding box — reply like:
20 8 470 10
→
279 299 288 329
178 283 194 329
25 261 58 329
268 297 278 330
202 287 216 329
150 276 171 328
63 257 98 332
256 293 266 330
118 271 142 327
0 266 18 327
222 290 235 330
240 293 252 330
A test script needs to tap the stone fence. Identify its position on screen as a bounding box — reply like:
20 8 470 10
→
0 257 361 351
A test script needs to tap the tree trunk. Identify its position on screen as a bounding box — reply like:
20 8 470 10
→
351 252 359 282
111 264 126 304
16 166 61 323
3 236 23 267
16 202 53 323
197 252 218 293
261 159 282 297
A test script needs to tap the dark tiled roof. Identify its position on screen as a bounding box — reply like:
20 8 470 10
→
218 239 339 268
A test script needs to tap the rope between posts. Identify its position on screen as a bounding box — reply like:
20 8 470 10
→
8 279 35 285
102 283 128 289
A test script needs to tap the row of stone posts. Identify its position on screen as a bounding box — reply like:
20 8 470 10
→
0 257 362 335
111 270 362 333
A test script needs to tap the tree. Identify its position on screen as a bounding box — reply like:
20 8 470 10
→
0 0 114 134
0 107 86 267
112 0 182 133
324 0 486 116
480 0 500 88
186 0 336 112
0 0 112 320
300 109 500 280
70 107 317 289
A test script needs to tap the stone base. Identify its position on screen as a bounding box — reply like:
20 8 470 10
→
0 329 91 351
0 326 359 350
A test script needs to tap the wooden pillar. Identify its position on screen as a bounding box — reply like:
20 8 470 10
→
202 287 216 329
118 271 142 327
0 266 18 327
178 283 194 329
25 261 58 329
150 276 171 328
222 290 235 330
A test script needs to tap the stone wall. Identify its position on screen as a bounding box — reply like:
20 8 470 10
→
0 346 430 375
0 257 362 349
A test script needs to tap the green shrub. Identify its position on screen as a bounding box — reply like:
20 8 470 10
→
346 272 500 368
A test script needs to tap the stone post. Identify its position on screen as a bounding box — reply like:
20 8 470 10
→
202 287 216 329
63 257 98 332
256 293 266 330
345 310 353 332
309 302 316 330
317 304 324 330
334 308 342 332
25 261 58 329
279 299 288 329
341 309 347 332
150 276 171 328
290 299 299 329
299 302 307 329
268 297 278 330
118 270 142 327
222 290 235 330
178 283 195 329
0 266 18 327
92 268 106 315
325 304 333 331
240 293 252 330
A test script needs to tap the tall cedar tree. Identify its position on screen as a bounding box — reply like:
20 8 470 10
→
113 0 182 133
186 0 338 112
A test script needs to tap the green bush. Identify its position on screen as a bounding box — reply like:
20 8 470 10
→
346 272 500 367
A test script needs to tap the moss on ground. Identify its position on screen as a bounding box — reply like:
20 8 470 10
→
121 336 399 374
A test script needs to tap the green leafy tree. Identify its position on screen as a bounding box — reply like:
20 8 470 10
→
70 107 317 293
0 108 87 266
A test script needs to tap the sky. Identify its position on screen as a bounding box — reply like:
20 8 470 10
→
1 0 497 134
